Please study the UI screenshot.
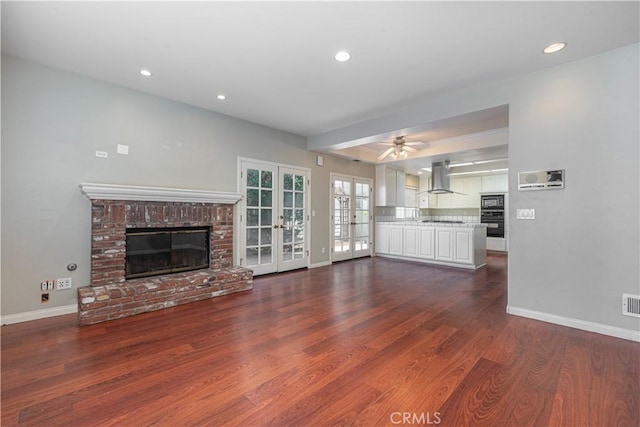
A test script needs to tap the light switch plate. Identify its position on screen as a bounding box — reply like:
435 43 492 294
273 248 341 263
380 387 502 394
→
117 144 129 155
517 208 535 219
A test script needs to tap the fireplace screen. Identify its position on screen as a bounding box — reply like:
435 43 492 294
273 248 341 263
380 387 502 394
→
125 227 210 279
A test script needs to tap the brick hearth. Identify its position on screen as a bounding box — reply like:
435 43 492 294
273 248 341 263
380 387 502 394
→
77 185 252 325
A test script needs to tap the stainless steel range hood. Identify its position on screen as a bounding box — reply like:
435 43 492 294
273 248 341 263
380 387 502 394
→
428 161 453 194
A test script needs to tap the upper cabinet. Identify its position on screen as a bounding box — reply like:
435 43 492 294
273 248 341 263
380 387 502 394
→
451 176 482 208
375 165 406 206
418 175 437 208
481 174 508 193
419 175 482 209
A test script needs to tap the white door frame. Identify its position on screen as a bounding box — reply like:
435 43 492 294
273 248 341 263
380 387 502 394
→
330 173 373 263
237 157 311 274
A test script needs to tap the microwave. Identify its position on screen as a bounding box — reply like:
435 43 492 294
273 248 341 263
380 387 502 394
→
481 195 504 210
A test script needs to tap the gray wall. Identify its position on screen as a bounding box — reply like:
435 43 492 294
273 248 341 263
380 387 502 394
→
0 55 374 316
310 44 640 333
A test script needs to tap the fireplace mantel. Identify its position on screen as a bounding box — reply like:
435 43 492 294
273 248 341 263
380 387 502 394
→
79 183 242 204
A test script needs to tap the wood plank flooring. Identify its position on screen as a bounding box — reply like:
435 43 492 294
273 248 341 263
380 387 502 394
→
2 254 638 426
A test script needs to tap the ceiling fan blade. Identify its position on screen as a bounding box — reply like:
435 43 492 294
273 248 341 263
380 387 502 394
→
377 142 394 146
377 147 395 160
404 146 417 153
404 141 423 146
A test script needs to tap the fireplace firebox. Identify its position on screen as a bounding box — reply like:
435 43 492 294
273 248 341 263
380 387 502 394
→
126 226 210 279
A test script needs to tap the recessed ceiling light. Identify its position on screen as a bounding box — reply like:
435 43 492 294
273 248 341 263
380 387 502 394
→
217 94 227 101
334 51 351 62
543 42 567 54
139 69 152 77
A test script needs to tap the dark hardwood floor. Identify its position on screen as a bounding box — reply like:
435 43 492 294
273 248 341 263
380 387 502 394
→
2 254 638 426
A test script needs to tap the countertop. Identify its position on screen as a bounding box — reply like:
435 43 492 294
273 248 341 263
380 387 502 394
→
376 221 488 228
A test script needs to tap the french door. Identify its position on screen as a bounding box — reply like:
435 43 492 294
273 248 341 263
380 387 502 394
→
331 174 372 262
239 160 309 275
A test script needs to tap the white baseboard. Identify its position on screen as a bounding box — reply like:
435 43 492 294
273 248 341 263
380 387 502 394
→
507 305 640 342
1 304 77 325
309 261 332 269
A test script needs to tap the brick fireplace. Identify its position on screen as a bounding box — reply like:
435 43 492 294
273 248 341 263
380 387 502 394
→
77 183 253 325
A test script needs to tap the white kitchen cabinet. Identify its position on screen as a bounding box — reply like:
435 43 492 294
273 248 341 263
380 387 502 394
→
403 227 419 257
420 175 481 208
375 166 406 206
375 223 486 269
376 223 403 255
389 226 403 255
418 227 435 259
453 229 473 263
375 223 404 255
451 179 465 208
465 177 482 207
376 224 391 254
450 177 482 208
436 192 453 208
435 228 454 262
418 175 437 208
396 171 406 206
481 174 508 193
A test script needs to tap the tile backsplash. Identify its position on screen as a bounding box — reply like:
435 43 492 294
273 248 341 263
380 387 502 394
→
375 207 480 223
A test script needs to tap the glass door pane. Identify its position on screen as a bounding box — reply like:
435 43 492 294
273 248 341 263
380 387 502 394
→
240 161 309 275
278 168 308 271
331 174 372 262
353 180 371 256
332 178 352 262
241 163 278 275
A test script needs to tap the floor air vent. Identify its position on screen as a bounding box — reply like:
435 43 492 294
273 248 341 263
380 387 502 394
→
622 293 640 318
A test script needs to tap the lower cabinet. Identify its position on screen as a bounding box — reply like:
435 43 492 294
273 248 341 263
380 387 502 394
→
376 224 403 255
376 225 391 254
418 228 435 259
389 226 403 256
435 229 453 261
403 227 420 258
453 229 473 263
376 223 484 269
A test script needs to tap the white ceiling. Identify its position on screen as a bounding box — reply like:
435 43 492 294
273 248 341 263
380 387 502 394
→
2 1 639 164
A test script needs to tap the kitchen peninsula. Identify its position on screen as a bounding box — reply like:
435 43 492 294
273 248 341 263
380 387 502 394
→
375 221 487 269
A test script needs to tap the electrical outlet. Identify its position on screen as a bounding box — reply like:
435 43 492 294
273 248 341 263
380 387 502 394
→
41 293 49 303
56 277 72 290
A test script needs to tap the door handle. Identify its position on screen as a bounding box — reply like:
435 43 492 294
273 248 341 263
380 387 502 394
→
273 225 279 229
350 222 356 225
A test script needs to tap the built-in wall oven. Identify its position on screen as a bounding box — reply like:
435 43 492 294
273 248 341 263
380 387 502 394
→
480 195 505 238
481 210 505 238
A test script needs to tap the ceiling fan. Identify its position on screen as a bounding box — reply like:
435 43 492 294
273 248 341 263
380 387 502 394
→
377 136 423 160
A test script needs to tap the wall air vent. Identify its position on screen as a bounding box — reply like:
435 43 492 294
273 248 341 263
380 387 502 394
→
622 293 640 318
